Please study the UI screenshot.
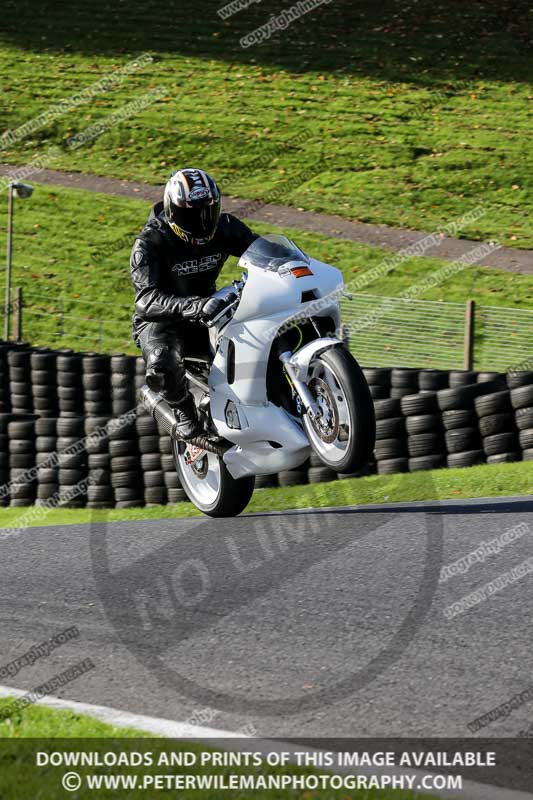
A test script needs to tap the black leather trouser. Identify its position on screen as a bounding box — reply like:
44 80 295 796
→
136 320 208 404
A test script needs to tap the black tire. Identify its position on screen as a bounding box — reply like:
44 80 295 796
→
82 355 110 373
363 367 391 386
111 355 135 374
442 409 476 430
136 416 158 436
85 417 111 434
375 437 406 459
437 380 504 412
57 355 81 371
84 401 111 416
114 487 143 501
474 391 512 418
511 385 533 411
30 352 56 370
8 350 31 368
111 456 140 472
303 347 375 474
37 483 59 500
143 470 165 488
254 473 279 489
447 450 486 468
163 471 181 489
109 440 137 457
483 432 518 456
8 420 35 438
391 368 418 388
376 457 408 474
87 469 110 486
32 385 56 399
445 427 480 453
522 448 533 461
418 370 449 391
107 417 136 440
139 435 160 454
11 381 32 395
519 429 533 450
308 465 336 484
58 468 86 484
35 436 57 452
390 387 413 399
369 385 388 399
479 413 515 438
85 435 109 455
10 454 35 468
9 439 35 454
159 436 172 454
373 398 401 420
174 439 255 516
277 469 308 487
405 414 442 435
56 371 79 388
111 471 143 489
507 371 533 389
141 453 161 470
408 454 446 471
31 370 56 386
9 366 28 382
82 372 107 390
477 371 505 385
57 386 82 401
58 401 82 413
407 432 444 457
167 487 188 503
57 418 85 437
37 468 58 483
401 392 438 416
487 452 521 464
160 454 176 471
144 487 167 506
87 485 114 501
112 400 135 416
516 408 533 430
375 416 405 440
57 453 86 469
450 371 477 387
88 454 111 469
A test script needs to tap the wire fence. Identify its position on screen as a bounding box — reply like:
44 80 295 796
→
1 287 531 370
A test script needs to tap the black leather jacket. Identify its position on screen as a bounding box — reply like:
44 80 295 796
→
131 202 257 338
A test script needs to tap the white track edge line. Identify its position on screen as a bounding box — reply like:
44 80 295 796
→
1 685 532 800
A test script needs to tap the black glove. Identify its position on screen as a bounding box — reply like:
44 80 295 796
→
199 293 238 325
179 296 209 321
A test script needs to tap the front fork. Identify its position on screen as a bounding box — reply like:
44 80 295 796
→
279 350 320 420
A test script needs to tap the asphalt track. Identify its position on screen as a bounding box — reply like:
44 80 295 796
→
1 496 532 743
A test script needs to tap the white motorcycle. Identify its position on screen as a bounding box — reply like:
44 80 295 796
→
140 234 375 517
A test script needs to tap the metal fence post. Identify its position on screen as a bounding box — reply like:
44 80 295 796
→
13 286 22 342
463 299 475 370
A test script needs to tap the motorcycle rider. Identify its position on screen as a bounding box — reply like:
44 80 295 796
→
131 167 258 439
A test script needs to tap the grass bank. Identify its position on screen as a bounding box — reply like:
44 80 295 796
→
0 461 530 531
0 0 531 245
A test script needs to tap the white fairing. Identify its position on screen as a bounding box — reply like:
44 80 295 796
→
205 236 345 479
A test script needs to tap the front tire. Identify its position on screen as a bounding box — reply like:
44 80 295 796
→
173 440 255 517
302 346 375 474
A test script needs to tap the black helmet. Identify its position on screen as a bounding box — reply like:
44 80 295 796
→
164 168 221 245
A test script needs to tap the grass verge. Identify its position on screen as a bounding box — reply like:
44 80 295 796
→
0 0 531 245
0 702 438 800
0 182 531 364
0 461 530 530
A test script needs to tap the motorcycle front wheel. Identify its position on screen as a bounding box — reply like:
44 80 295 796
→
173 440 255 517
301 346 376 474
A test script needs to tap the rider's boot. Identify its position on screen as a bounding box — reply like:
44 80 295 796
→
173 392 203 440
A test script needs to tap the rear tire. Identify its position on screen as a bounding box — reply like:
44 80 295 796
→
173 440 255 517
302 347 375 474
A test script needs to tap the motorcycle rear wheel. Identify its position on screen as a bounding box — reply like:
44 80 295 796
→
302 346 376 474
173 440 255 517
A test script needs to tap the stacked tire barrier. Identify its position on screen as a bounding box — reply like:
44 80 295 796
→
0 340 532 509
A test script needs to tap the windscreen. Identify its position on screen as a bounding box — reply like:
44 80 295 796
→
242 234 310 271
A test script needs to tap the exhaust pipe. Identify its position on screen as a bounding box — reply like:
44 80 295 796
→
139 385 229 457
